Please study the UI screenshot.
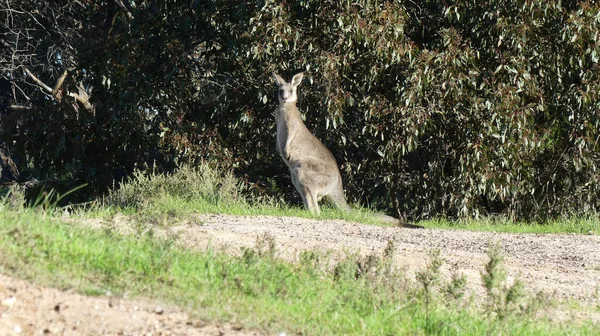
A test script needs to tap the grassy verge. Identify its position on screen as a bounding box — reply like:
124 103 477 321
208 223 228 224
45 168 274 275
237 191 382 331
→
50 164 597 235
71 164 413 226
421 217 600 235
0 209 597 335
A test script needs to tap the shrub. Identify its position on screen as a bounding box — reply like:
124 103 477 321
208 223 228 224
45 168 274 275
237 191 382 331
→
106 163 242 209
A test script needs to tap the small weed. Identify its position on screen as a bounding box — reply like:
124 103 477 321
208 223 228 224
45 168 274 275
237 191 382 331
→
383 239 396 260
416 249 443 295
0 183 26 211
255 232 277 258
299 250 321 269
355 254 380 279
444 268 468 301
482 242 526 320
416 249 444 334
241 248 258 266
332 254 361 282
523 291 556 317
30 184 87 213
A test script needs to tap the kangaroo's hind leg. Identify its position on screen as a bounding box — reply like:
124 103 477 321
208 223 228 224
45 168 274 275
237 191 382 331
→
327 177 351 212
302 187 320 215
290 166 321 215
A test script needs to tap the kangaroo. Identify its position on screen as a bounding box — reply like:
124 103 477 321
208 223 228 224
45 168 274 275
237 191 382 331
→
272 71 422 229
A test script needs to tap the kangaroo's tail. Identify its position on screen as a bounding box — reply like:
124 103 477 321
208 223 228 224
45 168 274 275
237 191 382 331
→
370 213 424 229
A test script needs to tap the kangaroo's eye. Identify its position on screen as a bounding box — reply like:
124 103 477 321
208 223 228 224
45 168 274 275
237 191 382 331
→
279 89 285 95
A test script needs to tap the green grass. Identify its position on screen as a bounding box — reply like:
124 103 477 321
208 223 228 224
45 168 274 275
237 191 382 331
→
58 163 598 235
70 164 409 226
421 216 600 235
1 209 598 335
1 164 599 334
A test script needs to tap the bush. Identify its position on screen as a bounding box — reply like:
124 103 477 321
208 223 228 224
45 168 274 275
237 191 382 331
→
106 164 242 209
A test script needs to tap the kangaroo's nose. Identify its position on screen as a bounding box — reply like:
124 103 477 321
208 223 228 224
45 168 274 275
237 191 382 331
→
280 89 290 100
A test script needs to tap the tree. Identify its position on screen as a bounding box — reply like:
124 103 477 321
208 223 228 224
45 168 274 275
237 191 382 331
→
2 0 599 220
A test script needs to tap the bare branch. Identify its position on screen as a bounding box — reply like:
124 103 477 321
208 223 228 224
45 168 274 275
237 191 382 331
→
105 0 134 34
52 69 69 99
24 67 52 93
8 105 32 110
67 85 95 114
113 0 135 20
23 67 94 114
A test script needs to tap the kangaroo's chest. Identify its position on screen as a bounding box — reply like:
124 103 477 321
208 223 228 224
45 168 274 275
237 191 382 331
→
275 110 303 162
276 120 292 157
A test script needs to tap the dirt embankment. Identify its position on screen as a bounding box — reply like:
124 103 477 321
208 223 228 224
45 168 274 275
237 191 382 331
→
2 214 599 334
0 272 259 336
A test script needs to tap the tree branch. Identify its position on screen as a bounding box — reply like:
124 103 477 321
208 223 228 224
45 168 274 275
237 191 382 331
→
53 69 69 95
105 0 134 35
24 67 52 93
67 85 95 114
23 67 95 115
113 0 134 20
8 105 32 110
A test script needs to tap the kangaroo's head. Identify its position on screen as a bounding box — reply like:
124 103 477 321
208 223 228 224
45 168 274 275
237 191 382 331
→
273 72 304 105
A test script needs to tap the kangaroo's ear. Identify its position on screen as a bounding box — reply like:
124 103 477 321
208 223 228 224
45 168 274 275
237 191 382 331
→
272 72 286 86
291 72 304 87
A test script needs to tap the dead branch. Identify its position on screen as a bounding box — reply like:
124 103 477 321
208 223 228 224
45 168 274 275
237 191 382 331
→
23 67 95 115
8 105 32 110
113 0 134 20
53 69 69 97
24 68 52 93
67 85 94 114
105 0 134 35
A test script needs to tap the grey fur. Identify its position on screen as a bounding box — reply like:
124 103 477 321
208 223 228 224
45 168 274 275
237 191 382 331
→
273 72 349 215
272 71 422 229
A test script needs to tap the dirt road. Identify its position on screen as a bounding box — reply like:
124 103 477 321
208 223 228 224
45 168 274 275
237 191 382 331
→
1 214 599 334
180 215 600 302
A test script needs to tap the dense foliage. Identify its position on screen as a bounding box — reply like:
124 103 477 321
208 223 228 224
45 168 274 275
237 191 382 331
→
2 0 599 220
